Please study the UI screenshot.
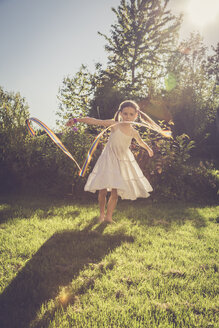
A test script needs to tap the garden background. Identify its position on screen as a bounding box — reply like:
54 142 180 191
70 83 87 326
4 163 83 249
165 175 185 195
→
0 1 218 327
0 0 218 202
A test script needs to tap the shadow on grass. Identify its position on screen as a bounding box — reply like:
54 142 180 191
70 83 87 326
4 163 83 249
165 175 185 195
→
0 220 134 328
0 195 81 224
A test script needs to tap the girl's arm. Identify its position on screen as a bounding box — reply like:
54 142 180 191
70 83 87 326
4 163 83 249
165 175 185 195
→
132 129 154 157
66 117 114 127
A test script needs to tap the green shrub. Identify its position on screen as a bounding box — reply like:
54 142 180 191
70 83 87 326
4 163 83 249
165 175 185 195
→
2 123 218 203
133 132 219 202
18 128 90 195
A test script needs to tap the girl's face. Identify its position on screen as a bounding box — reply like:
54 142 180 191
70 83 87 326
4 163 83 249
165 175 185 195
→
120 106 138 122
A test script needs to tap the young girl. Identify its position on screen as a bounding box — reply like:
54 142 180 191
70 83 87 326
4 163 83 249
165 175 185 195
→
66 100 154 223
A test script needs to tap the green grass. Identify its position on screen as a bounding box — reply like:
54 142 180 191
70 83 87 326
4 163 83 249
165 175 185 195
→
0 195 218 328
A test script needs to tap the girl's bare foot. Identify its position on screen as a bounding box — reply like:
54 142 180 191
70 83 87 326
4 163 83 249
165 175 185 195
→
104 217 115 224
99 215 105 223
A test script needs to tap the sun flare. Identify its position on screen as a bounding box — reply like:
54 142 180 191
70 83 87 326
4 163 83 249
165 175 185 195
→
187 0 219 27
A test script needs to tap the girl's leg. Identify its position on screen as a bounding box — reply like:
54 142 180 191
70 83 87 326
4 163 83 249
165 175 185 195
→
105 189 118 222
98 189 107 222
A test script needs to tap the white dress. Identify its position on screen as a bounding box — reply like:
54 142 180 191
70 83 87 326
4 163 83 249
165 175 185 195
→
84 126 153 200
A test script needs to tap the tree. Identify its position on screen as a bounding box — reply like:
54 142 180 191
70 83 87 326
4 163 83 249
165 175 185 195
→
57 0 181 122
162 33 217 142
0 86 29 160
204 43 219 153
98 0 181 96
0 87 30 190
206 42 219 102
56 65 96 126
89 80 125 119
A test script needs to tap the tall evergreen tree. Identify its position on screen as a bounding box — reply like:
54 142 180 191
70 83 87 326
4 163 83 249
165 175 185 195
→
98 0 181 96
57 0 181 121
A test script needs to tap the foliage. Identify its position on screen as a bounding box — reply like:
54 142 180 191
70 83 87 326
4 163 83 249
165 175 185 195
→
206 42 219 95
155 162 219 202
98 0 181 96
131 129 218 201
20 126 95 195
57 0 182 122
1 1 219 199
89 81 125 119
1 111 217 202
56 65 96 126
204 42 219 154
0 86 29 158
163 33 218 142
0 87 30 191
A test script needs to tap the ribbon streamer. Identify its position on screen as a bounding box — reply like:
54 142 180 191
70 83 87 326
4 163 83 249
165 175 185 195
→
79 122 171 177
26 117 81 170
26 118 171 177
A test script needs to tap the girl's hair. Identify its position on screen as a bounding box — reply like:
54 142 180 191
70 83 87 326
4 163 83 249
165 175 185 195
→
114 100 160 132
114 100 139 121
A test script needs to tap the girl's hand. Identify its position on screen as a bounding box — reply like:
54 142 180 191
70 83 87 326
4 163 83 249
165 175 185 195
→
147 148 154 157
66 118 77 127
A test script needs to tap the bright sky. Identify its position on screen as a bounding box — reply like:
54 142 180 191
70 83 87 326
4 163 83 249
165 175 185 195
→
0 0 219 128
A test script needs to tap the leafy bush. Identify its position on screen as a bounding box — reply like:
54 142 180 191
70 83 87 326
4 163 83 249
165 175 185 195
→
2 120 218 203
19 127 95 195
133 131 219 202
0 87 30 192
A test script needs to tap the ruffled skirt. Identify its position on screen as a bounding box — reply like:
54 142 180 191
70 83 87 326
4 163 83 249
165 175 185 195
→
84 144 153 200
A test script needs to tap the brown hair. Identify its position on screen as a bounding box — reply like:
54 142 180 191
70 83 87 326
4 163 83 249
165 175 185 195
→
114 99 164 135
114 100 157 127
114 100 139 121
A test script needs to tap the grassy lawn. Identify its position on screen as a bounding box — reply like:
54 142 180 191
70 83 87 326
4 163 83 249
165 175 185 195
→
0 195 218 328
